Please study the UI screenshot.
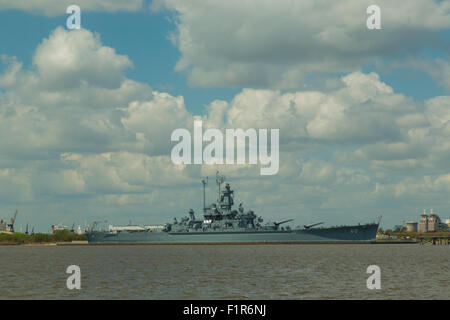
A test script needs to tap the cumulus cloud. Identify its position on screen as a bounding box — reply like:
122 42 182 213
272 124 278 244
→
0 28 155 158
121 92 194 155
2 25 450 229
219 72 416 145
413 59 450 91
0 26 200 227
0 0 143 16
155 0 450 88
33 27 133 89
388 57 450 91
372 174 450 208
426 96 450 127
60 152 197 193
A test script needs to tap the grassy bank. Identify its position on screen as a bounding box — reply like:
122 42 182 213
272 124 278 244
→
0 230 87 245
385 231 450 240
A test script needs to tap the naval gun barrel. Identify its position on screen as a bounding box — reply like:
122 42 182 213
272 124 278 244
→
303 222 324 229
272 219 294 230
274 219 294 226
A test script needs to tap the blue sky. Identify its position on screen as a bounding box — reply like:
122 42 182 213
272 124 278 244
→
0 1 449 232
1 8 448 111
0 9 240 114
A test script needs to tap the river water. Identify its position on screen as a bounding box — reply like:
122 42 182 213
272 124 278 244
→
0 244 448 299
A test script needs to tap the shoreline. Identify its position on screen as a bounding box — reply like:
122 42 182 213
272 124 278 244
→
0 241 88 246
0 240 420 246
78 240 419 245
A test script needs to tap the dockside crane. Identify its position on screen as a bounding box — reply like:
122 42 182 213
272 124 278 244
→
7 209 18 233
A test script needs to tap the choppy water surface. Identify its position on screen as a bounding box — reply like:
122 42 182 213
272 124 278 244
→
0 244 448 299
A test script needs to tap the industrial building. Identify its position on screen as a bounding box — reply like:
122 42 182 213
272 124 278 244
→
406 222 418 232
419 209 428 232
417 209 447 232
445 219 450 228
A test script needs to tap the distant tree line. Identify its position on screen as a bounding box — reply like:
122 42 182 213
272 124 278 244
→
0 230 86 244
378 228 450 239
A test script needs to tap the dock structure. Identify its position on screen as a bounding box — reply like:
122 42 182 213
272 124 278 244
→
418 236 450 245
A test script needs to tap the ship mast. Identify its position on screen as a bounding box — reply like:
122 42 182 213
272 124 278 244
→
202 177 208 213
216 171 224 203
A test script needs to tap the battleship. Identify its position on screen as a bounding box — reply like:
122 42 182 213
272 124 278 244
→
86 173 379 244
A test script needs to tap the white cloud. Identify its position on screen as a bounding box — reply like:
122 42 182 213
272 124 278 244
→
425 96 450 127
121 92 194 155
0 0 143 16
392 58 450 91
60 152 197 192
156 0 450 88
373 174 450 204
0 28 154 158
220 72 415 145
33 27 133 89
425 59 450 91
2 26 450 230
0 168 31 202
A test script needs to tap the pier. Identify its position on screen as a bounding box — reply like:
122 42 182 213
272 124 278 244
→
418 236 450 245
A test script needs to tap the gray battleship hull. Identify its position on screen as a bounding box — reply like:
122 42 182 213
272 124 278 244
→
86 223 379 244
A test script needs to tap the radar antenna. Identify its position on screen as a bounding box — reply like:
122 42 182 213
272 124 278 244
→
202 177 208 213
